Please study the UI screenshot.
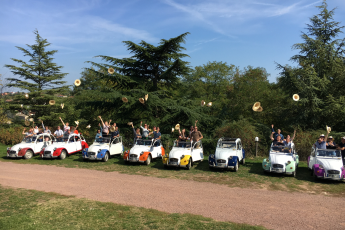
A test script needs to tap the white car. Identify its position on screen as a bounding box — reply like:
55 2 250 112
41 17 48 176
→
123 139 165 165
208 138 245 171
7 134 56 159
262 144 299 177
163 140 204 169
83 136 123 162
40 134 86 160
308 148 345 180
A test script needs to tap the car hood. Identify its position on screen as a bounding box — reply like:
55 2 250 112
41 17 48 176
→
317 157 343 170
169 148 191 158
215 148 237 159
10 142 35 151
270 153 294 165
89 143 109 152
130 145 151 155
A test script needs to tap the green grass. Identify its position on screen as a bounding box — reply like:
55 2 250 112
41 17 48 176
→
1 144 345 196
0 185 266 230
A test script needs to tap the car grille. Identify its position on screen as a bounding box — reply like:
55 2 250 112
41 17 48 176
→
327 170 340 174
9 150 16 154
170 158 178 163
88 152 96 156
130 154 138 158
273 164 284 168
44 151 51 155
217 159 226 163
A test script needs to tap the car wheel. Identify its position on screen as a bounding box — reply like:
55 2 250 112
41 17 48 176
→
164 164 168 169
24 150 33 160
145 154 151 165
186 158 192 170
312 169 318 180
242 158 245 165
59 150 67 160
234 161 239 172
102 152 109 162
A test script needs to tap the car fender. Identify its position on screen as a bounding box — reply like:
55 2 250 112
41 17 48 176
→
180 155 191 166
162 154 169 164
139 151 151 161
53 148 66 157
242 149 245 159
307 156 310 168
228 156 238 166
123 150 129 160
97 149 108 158
18 147 33 157
313 164 324 176
208 154 215 164
161 147 165 156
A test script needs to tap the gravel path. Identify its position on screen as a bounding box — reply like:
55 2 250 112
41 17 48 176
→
1 162 345 230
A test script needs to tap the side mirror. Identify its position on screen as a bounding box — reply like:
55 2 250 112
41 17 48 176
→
129 143 133 146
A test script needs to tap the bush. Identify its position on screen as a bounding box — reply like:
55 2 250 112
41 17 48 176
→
0 126 24 145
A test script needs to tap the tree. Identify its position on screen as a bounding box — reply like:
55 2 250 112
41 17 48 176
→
4 30 69 125
277 0 345 130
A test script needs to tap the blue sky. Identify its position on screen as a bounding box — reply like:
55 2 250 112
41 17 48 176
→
1 0 345 91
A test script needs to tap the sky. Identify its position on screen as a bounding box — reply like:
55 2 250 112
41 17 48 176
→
1 0 345 91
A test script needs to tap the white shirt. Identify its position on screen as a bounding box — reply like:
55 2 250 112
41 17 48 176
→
54 129 64 137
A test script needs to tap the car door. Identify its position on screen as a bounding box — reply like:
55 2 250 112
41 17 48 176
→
237 141 242 161
191 141 202 162
309 148 316 169
41 135 52 151
110 137 122 156
67 135 77 153
34 135 44 153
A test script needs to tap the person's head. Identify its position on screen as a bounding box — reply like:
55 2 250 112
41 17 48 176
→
182 129 185 133
66 122 69 126
277 129 281 134
276 135 281 142
328 136 333 142
29 128 33 132
57 126 61 130
144 124 147 128
45 126 49 130
286 135 291 141
105 121 108 126
67 130 71 134
153 126 156 131
136 128 140 134
194 126 198 132
97 129 101 133
156 127 160 132
190 126 194 131
341 137 345 143
318 134 325 143
115 127 118 131
44 137 49 141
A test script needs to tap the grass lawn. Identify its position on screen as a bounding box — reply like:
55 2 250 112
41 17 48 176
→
0 185 266 230
1 143 345 196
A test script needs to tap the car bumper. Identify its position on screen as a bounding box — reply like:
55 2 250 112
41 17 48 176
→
41 155 58 158
83 155 102 161
263 168 294 174
316 174 344 181
7 154 22 158
209 162 234 169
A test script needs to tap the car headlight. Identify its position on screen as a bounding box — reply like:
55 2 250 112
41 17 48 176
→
53 147 57 151
7 147 11 150
266 159 270 162
210 154 214 159
287 161 291 165
229 156 233 160
18 148 21 151
180 155 185 159
140 151 144 155
319 165 324 169
98 149 101 153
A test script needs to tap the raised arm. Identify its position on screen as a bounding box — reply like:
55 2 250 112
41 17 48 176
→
271 124 275 133
291 130 296 142
59 117 65 126
41 121 45 130
270 132 274 141
195 120 198 127
98 116 105 126
22 128 26 135
325 128 330 141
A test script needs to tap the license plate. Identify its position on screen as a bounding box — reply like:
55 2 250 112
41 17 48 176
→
169 162 177 165
217 163 225 167
328 174 339 178
10 154 16 157
130 157 136 161
272 168 282 172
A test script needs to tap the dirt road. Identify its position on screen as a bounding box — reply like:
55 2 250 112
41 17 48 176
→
1 162 345 229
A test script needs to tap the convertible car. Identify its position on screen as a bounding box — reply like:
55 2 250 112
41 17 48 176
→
83 136 123 162
123 139 165 165
7 133 56 159
208 137 245 172
262 144 299 177
162 140 204 169
40 134 86 160
308 148 345 180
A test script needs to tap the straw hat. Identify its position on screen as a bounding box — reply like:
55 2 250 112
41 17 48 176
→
127 122 133 126
61 103 64 109
252 102 261 111
175 124 180 130
326 125 331 133
110 126 116 132
108 68 115 74
74 79 81 87
172 128 175 132
29 118 34 122
207 102 212 107
256 106 263 112
201 100 205 107
145 94 148 101
24 93 29 99
86 125 91 129
293 94 300 101
75 121 79 125
49 100 55 105
139 98 145 104
21 104 23 108
122 97 128 103
25 120 30 126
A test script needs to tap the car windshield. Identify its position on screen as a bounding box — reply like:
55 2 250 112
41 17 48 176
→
173 141 191 148
218 141 236 148
22 136 37 143
316 149 341 157
270 146 292 153
95 138 111 144
135 139 152 146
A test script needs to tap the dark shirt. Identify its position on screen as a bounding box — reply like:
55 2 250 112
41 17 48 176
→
111 131 119 138
153 131 161 139
272 140 284 146
271 128 284 140
179 133 188 141
326 141 336 149
191 131 202 142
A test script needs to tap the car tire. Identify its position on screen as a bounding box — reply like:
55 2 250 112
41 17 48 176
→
59 150 67 160
145 154 151 165
234 161 239 172
102 152 109 162
312 168 318 180
186 158 192 170
242 158 245 165
164 164 168 169
23 150 33 160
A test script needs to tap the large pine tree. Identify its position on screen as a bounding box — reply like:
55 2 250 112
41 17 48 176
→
5 30 70 127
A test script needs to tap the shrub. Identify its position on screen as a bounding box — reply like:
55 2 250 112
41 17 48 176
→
0 126 24 145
